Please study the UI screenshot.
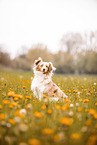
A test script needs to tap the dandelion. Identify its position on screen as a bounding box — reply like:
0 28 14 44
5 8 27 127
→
41 105 46 110
81 126 88 132
14 94 23 99
55 105 61 110
25 103 32 110
0 113 6 121
47 109 52 114
86 135 97 145
70 133 81 140
68 111 74 117
7 91 15 97
93 113 97 119
14 109 24 119
0 105 2 109
3 100 9 105
42 128 54 135
26 96 32 100
14 117 21 123
83 99 89 103
54 132 65 142
60 117 73 126
61 104 69 111
28 139 41 145
70 104 74 107
85 119 92 126
9 104 13 109
43 94 47 98
8 119 16 125
89 109 96 115
33 112 43 118
19 109 27 115
18 123 28 132
77 107 82 112
14 97 19 101
95 102 97 106
11 102 18 107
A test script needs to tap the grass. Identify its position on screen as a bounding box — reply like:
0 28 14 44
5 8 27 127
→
0 71 97 145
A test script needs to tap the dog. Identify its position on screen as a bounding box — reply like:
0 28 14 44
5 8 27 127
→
31 57 68 100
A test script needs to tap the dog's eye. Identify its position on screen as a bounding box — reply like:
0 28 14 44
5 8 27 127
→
41 64 44 67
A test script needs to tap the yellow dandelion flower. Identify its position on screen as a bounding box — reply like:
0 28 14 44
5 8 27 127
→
33 112 43 118
78 99 83 102
64 98 69 103
14 109 24 119
93 113 97 119
14 97 19 101
43 94 47 98
8 119 16 125
42 128 54 135
62 104 70 111
14 94 23 99
95 124 97 128
41 105 46 110
87 135 97 145
85 119 92 126
7 91 15 97
9 104 13 109
95 103 97 106
70 133 81 140
26 96 32 100
0 105 2 109
83 99 89 103
11 102 18 107
0 113 6 121
89 109 96 115
28 139 41 145
60 117 73 126
54 132 65 142
55 105 61 110
77 107 82 112
47 109 52 114
3 100 9 105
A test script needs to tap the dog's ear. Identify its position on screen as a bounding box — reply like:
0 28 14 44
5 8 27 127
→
34 57 42 66
49 62 56 71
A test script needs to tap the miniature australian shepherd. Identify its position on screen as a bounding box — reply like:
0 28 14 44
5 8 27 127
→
31 57 68 100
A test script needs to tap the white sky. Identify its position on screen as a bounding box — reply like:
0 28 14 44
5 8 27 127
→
0 0 97 58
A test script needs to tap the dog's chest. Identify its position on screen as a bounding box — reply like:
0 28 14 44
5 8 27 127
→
31 75 50 92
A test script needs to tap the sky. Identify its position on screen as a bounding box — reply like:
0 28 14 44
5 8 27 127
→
0 0 97 58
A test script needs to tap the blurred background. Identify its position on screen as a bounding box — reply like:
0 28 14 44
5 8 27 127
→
0 0 97 74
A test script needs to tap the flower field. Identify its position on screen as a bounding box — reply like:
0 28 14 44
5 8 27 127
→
0 71 97 145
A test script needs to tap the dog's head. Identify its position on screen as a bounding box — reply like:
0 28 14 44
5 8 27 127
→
34 57 56 75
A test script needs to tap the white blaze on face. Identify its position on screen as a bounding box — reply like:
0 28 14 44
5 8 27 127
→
40 62 49 73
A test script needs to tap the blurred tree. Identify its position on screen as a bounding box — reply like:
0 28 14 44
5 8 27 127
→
77 51 97 74
54 51 75 73
26 43 54 67
60 33 83 55
0 47 11 66
14 54 30 70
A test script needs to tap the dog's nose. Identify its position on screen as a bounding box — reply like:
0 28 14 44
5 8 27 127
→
43 68 45 72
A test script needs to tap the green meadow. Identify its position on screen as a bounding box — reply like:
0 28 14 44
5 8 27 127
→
0 71 97 145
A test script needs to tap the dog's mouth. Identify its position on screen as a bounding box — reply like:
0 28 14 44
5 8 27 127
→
43 68 51 74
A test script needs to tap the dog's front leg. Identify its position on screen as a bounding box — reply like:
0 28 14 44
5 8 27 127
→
38 90 43 100
33 87 39 98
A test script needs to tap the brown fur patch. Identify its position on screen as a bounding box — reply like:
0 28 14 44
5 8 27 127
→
54 89 58 93
36 66 41 71
35 60 41 65
48 63 52 72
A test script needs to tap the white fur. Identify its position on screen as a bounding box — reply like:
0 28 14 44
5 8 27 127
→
31 58 68 100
